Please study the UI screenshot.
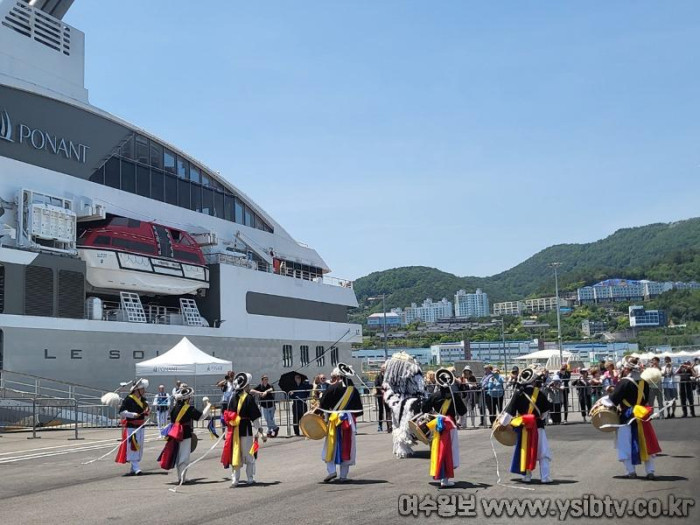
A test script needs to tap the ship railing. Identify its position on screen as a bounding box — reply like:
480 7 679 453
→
98 301 191 326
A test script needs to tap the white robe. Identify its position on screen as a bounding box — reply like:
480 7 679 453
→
125 427 144 463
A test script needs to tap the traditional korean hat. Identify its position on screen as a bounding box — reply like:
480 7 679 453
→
129 378 149 393
232 372 252 391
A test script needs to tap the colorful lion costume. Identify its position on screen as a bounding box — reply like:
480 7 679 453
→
383 351 425 458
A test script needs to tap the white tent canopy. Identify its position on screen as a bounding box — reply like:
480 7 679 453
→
515 349 574 361
135 337 232 376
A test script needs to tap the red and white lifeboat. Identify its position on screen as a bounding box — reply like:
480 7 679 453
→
77 218 209 295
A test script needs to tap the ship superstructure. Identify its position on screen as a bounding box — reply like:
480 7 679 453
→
0 0 360 389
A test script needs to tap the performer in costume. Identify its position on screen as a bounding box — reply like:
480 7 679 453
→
421 368 467 487
598 357 661 479
221 373 264 487
320 364 364 483
157 386 211 483
497 367 553 484
115 378 150 475
153 385 171 434
382 351 425 458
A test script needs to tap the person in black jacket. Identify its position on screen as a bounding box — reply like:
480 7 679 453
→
497 367 553 484
289 373 312 436
374 365 392 432
320 366 364 483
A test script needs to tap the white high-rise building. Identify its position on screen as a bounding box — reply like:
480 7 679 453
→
454 289 489 319
404 298 453 324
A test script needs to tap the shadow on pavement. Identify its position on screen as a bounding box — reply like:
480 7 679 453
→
318 479 389 485
429 481 492 490
508 478 578 486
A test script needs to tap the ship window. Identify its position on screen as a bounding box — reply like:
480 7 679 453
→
201 172 210 186
316 346 325 367
330 346 339 366
0 265 4 314
224 193 235 222
176 156 189 179
256 215 266 231
151 170 165 201
178 179 191 209
234 198 244 224
121 161 136 193
202 187 214 216
136 165 150 197
104 157 121 189
214 190 224 218
300 345 309 366
244 206 253 227
189 165 201 183
150 141 163 169
94 235 111 246
120 135 134 160
164 149 176 174
135 135 149 164
111 237 157 255
190 182 202 212
164 174 178 205
174 250 201 263
282 345 293 368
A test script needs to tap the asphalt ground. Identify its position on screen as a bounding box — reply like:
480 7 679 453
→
0 418 698 525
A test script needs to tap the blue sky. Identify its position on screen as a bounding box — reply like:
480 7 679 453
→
67 1 700 281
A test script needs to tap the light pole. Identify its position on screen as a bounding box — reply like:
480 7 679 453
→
368 294 388 360
497 318 507 372
550 262 563 366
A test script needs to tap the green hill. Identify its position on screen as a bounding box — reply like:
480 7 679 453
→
354 218 700 313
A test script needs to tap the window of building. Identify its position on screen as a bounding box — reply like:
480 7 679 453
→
224 193 235 222
315 346 325 367
151 170 165 202
190 165 201 183
214 190 224 218
244 206 253 227
164 174 178 205
164 149 176 174
121 161 136 193
89 166 104 184
104 157 120 189
177 178 190 209
120 135 134 160
330 346 339 366
300 345 309 366
283 344 293 368
136 165 150 197
202 187 214 215
190 182 202 212
234 198 244 224
176 156 188 179
135 135 149 164
150 141 163 169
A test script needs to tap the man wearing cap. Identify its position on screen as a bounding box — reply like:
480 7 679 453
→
116 378 150 475
320 366 363 483
290 373 311 436
251 375 279 438
458 367 478 428
222 373 264 486
599 357 661 479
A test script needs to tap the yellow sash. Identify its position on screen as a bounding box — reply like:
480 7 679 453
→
324 386 355 463
622 380 649 461
175 403 189 423
229 393 246 468
439 399 451 415
129 394 145 411
510 388 539 471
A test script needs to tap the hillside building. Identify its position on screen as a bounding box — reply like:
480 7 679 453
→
454 289 489 318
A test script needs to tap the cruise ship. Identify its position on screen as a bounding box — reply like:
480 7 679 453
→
0 0 361 390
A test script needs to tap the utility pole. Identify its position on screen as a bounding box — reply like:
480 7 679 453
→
550 262 563 366
368 294 388 360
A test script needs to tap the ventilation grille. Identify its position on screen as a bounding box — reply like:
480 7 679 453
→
2 1 71 55
0 265 5 313
58 269 84 319
24 266 54 317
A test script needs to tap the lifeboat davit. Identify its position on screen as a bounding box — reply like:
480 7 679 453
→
77 218 209 295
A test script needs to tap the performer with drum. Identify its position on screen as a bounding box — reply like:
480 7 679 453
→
496 367 553 484
596 357 661 479
157 385 211 484
319 364 363 483
421 368 467 487
221 373 265 487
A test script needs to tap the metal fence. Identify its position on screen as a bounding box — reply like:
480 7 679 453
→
2 379 698 438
